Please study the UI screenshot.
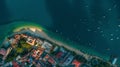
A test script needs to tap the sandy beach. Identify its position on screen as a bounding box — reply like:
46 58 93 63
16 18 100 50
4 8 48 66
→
39 30 91 60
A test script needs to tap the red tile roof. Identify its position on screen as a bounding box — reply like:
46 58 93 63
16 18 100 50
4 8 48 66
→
56 52 63 58
48 57 55 64
45 54 49 59
72 60 81 67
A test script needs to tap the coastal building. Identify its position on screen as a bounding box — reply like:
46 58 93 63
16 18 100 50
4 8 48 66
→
55 47 68 62
56 47 67 59
53 46 59 52
41 41 53 53
62 52 71 61
72 60 82 67
35 39 43 46
14 34 21 40
26 36 36 46
31 47 44 60
43 54 50 61
56 52 63 58
48 56 56 65
63 55 74 66
40 51 47 59
20 34 28 38
59 47 67 57
60 47 67 53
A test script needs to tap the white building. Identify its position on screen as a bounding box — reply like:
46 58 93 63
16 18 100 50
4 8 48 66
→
53 46 59 52
26 37 36 46
41 41 53 53
35 39 43 46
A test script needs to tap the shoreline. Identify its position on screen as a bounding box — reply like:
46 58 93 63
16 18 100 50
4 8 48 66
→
40 31 90 59
0 21 119 66
13 27 109 62
44 29 110 59
0 21 110 59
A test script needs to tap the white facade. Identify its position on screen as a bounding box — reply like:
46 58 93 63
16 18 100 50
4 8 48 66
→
41 41 53 53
